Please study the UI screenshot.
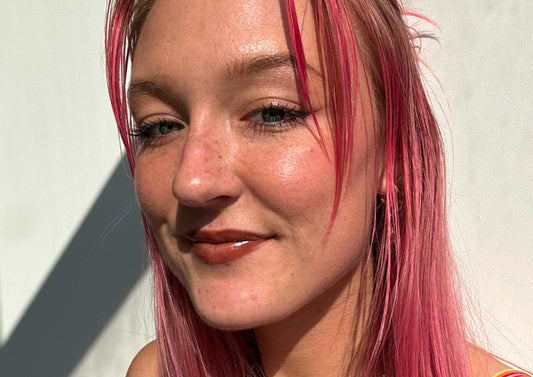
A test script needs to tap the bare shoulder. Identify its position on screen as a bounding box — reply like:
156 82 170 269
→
126 340 159 377
469 344 512 377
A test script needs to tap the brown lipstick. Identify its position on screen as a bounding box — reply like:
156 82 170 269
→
185 229 273 265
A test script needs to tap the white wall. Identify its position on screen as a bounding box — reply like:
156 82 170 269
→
0 1 153 375
0 0 531 375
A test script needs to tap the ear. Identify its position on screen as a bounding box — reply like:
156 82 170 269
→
377 172 387 196
376 154 387 196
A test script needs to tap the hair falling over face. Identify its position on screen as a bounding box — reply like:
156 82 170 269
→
105 0 472 376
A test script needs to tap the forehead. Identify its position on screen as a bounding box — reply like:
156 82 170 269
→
131 0 319 80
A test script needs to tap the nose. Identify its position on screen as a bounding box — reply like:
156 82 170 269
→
172 120 242 208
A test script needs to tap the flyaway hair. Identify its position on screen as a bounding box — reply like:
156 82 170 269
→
105 0 471 376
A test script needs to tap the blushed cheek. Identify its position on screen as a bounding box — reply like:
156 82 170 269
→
272 147 307 182
247 143 335 217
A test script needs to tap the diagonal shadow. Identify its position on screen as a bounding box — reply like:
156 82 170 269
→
0 160 148 377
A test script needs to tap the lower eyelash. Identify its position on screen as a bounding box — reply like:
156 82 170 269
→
129 126 150 139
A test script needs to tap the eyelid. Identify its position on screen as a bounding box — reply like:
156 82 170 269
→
133 113 185 129
240 97 304 113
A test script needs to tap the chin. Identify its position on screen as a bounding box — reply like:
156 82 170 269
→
194 308 272 331
190 294 294 331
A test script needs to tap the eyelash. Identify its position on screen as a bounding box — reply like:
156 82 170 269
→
244 102 310 133
130 119 184 143
130 102 310 144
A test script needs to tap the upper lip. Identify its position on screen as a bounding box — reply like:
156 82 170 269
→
183 229 274 244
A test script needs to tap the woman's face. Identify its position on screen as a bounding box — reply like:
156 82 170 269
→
130 0 377 330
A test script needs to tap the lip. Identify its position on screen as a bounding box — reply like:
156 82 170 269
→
184 229 274 265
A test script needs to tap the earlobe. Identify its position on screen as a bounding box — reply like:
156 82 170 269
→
377 168 401 200
376 156 387 196
377 169 387 196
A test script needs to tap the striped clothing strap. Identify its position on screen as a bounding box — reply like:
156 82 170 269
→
492 370 530 377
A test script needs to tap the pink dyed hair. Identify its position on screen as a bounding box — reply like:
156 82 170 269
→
105 0 471 376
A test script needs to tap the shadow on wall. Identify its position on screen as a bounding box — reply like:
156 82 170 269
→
0 160 148 377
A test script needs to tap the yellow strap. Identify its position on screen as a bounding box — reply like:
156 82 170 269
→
492 369 530 377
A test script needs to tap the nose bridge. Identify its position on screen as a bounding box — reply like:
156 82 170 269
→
172 115 240 207
186 124 225 169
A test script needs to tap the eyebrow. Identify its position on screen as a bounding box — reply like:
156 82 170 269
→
222 53 322 83
128 80 172 109
127 53 322 107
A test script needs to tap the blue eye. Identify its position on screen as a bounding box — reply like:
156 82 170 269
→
130 119 185 143
155 121 183 135
260 107 290 123
247 103 309 131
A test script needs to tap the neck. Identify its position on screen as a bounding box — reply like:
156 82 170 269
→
254 263 371 377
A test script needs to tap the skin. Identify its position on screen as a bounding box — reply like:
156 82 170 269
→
126 0 511 376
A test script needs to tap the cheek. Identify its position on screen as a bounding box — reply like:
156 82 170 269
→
134 152 189 280
241 141 335 221
249 128 377 254
134 152 177 223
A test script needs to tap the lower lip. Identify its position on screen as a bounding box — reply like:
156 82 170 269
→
192 239 268 265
